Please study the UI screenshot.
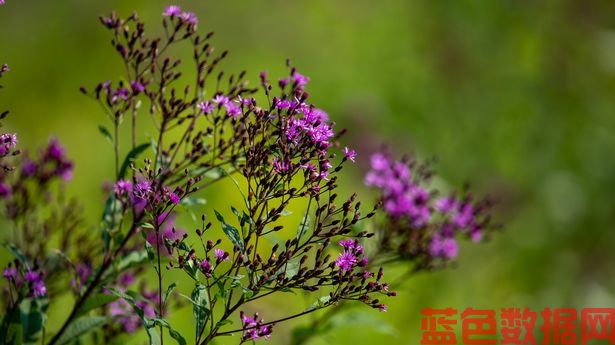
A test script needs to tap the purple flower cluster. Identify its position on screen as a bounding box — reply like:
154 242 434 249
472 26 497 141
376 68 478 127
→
0 138 73 201
0 133 17 156
20 138 73 182
366 151 495 262
24 270 47 297
335 239 368 271
240 311 273 342
163 5 198 27
113 177 186 213
71 263 92 289
366 152 431 226
283 104 334 151
3 264 47 298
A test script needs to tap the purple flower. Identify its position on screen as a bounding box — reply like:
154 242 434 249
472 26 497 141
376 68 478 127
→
112 87 130 102
240 312 273 341
109 296 156 333
25 270 47 297
118 272 135 287
272 157 291 174
47 138 66 160
72 263 92 287
198 101 215 114
453 203 474 229
168 191 180 205
21 158 37 176
213 95 229 105
200 259 212 277
0 183 11 198
365 152 431 226
43 138 74 181
335 251 357 271
32 281 47 297
225 101 242 119
3 267 16 280
239 96 253 106
180 11 198 26
435 196 458 214
130 80 145 93
275 98 291 109
291 72 310 87
358 257 369 267
131 180 152 211
429 234 459 259
114 179 133 196
343 147 356 163
0 133 17 148
163 5 182 17
214 249 230 262
24 270 40 283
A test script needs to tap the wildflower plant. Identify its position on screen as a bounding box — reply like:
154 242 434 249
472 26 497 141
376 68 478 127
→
0 6 499 345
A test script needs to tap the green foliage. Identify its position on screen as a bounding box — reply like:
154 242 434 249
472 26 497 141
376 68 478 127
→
214 210 244 252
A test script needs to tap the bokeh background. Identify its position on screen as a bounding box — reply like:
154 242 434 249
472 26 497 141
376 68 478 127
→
1 0 615 344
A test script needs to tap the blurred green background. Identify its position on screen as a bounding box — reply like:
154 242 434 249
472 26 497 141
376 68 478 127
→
2 0 615 344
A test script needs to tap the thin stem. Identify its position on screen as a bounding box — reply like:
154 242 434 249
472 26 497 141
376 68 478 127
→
155 221 164 345
114 116 120 179
214 306 333 338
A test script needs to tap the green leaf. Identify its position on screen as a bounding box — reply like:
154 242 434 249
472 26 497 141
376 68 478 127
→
190 284 210 341
97 125 113 144
19 298 48 344
304 295 331 312
146 327 162 345
242 288 255 299
151 319 187 345
204 167 227 180
139 222 155 229
76 294 118 318
181 197 207 207
145 239 156 266
55 316 109 345
163 282 177 307
0 304 22 345
118 143 150 179
1 242 29 268
183 259 199 280
214 210 244 252
216 319 233 327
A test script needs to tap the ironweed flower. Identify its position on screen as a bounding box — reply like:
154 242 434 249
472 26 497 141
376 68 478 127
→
0 6 501 345
75 8 394 344
240 311 273 342
366 150 498 266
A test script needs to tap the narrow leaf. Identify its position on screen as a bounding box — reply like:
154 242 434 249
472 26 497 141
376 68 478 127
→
55 316 109 345
97 125 113 144
118 143 150 179
214 210 244 252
